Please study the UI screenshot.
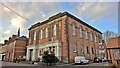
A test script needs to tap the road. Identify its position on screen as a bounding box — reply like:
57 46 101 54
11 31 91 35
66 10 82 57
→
0 61 112 68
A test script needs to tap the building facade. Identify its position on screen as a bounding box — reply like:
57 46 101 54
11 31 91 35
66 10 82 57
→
26 12 102 63
98 41 107 59
0 29 28 62
107 36 120 66
0 43 5 61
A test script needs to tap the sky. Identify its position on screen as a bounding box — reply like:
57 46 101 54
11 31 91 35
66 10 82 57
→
0 0 119 44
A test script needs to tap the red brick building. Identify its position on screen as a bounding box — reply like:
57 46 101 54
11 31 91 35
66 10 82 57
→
0 30 28 62
98 41 107 59
26 12 102 63
107 36 120 66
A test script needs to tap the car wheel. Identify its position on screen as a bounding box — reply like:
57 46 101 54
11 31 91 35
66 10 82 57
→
81 62 84 65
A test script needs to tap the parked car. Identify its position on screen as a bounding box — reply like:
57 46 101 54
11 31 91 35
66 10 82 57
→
93 57 102 63
94 57 107 63
75 56 89 64
102 57 108 62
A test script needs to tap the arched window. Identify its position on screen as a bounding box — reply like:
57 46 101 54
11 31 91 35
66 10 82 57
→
81 46 84 54
45 27 48 38
94 34 97 42
91 47 94 54
40 30 42 39
90 32 93 41
34 32 36 40
53 24 57 36
80 26 83 38
86 29 88 39
72 23 76 35
73 44 77 52
86 46 89 54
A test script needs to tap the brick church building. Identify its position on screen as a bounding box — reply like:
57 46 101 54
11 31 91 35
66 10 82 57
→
26 12 102 63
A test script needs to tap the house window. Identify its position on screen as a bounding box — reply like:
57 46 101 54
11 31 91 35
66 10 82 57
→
90 33 93 41
98 35 101 43
53 24 57 36
45 28 48 38
92 47 94 54
72 23 76 35
86 46 89 54
34 32 36 40
40 30 42 39
80 27 83 38
86 30 88 39
81 46 84 54
73 44 77 53
113 49 120 60
94 34 97 42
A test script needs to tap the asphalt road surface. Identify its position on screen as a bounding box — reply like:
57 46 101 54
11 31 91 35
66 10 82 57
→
0 61 112 68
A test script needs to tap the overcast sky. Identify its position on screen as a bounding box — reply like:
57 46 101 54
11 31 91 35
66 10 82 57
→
0 0 119 43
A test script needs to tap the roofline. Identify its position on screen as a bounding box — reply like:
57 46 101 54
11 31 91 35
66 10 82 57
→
107 47 120 49
108 36 120 40
28 11 102 34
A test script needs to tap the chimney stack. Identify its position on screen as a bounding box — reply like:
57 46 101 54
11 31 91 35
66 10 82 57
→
18 28 20 37
4 40 8 44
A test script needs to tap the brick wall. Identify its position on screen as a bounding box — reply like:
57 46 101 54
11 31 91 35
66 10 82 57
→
28 12 102 63
107 37 120 66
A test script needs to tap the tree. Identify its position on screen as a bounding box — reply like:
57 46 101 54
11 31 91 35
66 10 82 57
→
42 50 59 66
103 30 119 43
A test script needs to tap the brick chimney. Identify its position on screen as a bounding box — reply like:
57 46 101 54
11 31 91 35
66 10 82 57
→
9 37 12 41
4 40 8 44
12 35 17 39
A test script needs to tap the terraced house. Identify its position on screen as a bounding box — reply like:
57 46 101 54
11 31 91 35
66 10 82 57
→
26 12 102 63
0 29 28 62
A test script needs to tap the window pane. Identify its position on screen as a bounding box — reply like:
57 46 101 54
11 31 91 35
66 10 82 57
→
45 28 48 38
80 27 82 38
86 46 89 54
73 44 77 52
40 30 42 39
72 23 76 35
53 24 56 36
81 46 84 54
34 32 36 40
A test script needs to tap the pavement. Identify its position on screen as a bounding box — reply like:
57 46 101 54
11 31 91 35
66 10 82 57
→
0 61 113 68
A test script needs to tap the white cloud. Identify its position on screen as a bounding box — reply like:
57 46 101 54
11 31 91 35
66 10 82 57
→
0 2 61 43
76 2 118 23
4 30 11 34
10 17 26 31
1 0 119 2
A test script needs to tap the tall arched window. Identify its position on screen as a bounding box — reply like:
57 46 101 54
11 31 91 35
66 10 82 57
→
72 23 76 35
40 30 42 39
34 32 36 40
86 46 89 54
73 44 77 53
80 26 83 38
53 24 57 36
81 46 84 54
45 27 48 38
90 32 93 41
86 30 88 39
94 34 97 42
